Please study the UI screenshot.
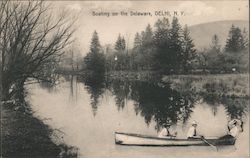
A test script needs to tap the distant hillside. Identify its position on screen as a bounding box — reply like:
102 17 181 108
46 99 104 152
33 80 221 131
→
189 20 249 50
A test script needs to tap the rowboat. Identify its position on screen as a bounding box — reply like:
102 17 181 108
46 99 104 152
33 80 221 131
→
115 132 236 146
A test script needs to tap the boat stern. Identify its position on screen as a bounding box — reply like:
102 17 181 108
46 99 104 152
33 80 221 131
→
114 132 124 144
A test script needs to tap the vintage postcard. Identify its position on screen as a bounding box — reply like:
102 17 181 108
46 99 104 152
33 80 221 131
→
0 0 249 158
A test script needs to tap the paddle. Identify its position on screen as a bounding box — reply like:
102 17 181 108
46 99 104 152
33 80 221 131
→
201 137 218 151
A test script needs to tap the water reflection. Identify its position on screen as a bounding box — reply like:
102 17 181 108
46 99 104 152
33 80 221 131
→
75 75 248 131
79 73 105 115
203 94 248 121
106 79 130 111
106 80 197 130
222 97 248 120
29 75 249 158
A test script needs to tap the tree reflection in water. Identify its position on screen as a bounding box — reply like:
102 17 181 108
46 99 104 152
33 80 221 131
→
106 79 131 111
221 97 248 120
77 76 248 131
106 80 196 130
80 73 105 116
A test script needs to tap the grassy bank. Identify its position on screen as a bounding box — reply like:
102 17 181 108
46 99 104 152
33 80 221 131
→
1 101 78 158
106 71 161 81
105 71 249 98
162 73 249 98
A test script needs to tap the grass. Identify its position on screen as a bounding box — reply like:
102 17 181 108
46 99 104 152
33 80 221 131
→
162 73 249 98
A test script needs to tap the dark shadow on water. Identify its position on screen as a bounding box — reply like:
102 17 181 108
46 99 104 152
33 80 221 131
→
78 72 106 116
72 74 249 131
105 79 197 131
203 94 249 121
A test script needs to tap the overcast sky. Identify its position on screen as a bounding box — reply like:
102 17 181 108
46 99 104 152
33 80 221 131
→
51 1 249 55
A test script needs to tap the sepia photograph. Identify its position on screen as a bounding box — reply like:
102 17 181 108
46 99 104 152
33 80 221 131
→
0 0 249 158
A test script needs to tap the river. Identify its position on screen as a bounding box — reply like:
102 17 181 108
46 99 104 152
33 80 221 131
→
27 75 249 158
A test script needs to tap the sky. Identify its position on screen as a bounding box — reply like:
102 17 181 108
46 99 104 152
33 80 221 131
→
50 1 249 55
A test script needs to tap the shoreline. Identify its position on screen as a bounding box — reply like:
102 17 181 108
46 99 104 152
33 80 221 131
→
1 101 78 158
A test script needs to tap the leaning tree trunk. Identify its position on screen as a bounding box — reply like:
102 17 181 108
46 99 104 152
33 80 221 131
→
1 72 11 101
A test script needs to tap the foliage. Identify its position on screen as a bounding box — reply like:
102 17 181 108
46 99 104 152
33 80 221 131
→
113 34 129 70
181 25 197 73
83 17 248 75
200 26 249 73
225 25 246 52
0 1 74 101
84 31 105 74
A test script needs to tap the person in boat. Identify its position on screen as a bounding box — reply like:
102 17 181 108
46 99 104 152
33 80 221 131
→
220 119 242 139
158 123 177 138
227 118 243 132
187 121 203 139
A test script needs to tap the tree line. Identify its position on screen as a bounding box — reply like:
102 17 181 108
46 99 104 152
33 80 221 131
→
200 26 249 73
84 17 249 75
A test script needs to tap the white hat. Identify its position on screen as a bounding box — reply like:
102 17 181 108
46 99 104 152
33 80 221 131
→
192 120 197 125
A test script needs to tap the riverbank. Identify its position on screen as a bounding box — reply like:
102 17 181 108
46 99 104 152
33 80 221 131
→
104 71 249 98
162 73 249 98
1 101 78 158
106 71 161 81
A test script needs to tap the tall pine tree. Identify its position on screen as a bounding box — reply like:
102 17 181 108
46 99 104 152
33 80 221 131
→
153 18 170 71
141 24 154 70
242 28 249 49
115 34 126 52
114 34 127 70
133 32 142 50
181 25 196 73
225 25 245 52
84 31 105 74
168 17 182 73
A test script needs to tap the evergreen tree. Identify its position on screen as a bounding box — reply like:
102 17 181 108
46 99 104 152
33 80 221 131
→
142 24 153 47
114 34 127 70
133 32 142 50
153 18 170 72
204 35 223 72
115 34 125 52
181 25 196 73
84 31 105 74
168 17 183 73
211 34 221 53
131 32 142 70
225 25 245 52
140 24 154 70
121 37 126 51
242 28 249 49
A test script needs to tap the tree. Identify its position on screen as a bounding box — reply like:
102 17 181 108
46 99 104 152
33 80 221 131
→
114 34 128 70
222 26 249 72
141 24 153 48
242 28 249 49
115 34 126 52
211 34 221 53
0 1 74 101
131 32 142 70
153 18 170 71
140 24 154 70
225 25 245 52
133 32 142 50
84 31 105 74
181 25 196 73
168 17 183 73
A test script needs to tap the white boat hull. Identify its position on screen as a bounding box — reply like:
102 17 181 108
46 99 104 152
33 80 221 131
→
115 132 235 146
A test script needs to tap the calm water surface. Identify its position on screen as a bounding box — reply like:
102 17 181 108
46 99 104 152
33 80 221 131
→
28 75 249 158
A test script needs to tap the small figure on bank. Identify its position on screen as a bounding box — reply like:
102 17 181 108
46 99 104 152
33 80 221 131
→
158 123 177 138
187 120 203 139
